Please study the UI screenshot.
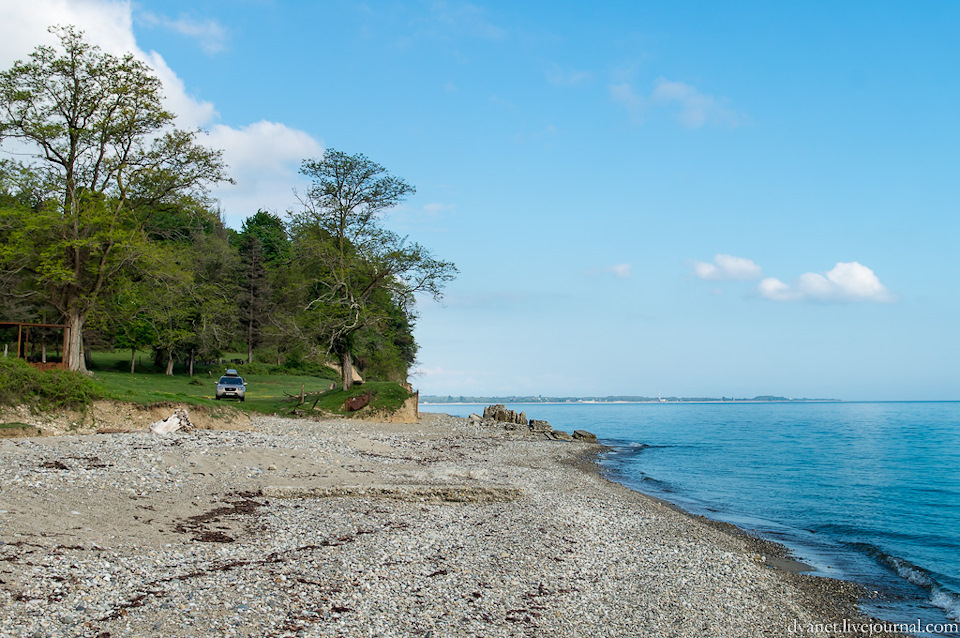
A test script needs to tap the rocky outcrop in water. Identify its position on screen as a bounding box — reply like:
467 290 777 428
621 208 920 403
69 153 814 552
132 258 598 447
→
475 405 595 443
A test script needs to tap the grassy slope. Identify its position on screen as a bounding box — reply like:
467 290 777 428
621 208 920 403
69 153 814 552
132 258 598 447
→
89 351 411 417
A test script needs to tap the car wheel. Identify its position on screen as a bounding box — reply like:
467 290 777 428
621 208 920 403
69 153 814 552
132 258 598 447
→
240 397 245 402
215 396 220 400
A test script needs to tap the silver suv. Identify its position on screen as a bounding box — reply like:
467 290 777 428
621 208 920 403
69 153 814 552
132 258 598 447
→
215 369 246 401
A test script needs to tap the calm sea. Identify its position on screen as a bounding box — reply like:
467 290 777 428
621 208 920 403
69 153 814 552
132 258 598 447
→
420 401 960 636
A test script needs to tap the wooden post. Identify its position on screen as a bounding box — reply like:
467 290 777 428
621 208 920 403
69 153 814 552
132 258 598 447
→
17 325 22 359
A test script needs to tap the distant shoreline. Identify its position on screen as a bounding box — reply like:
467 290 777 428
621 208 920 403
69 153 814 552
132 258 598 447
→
420 398 843 405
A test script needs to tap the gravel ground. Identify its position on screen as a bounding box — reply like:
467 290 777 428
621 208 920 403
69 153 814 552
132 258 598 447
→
0 412 902 637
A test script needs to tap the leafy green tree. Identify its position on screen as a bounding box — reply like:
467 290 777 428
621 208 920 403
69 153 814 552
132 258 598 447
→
182 229 240 374
292 149 457 390
242 210 290 264
87 278 156 373
353 287 419 382
0 26 228 372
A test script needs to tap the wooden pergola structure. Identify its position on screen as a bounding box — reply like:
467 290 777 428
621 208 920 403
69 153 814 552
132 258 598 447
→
0 322 71 371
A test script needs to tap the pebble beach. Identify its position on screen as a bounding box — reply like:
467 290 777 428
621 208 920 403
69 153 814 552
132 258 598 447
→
0 412 902 637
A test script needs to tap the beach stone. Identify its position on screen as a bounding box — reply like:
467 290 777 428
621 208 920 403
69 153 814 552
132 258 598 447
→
572 429 598 442
529 419 552 433
548 430 574 441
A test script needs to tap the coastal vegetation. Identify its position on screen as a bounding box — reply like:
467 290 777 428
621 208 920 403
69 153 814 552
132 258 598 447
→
0 26 455 395
0 357 102 411
0 350 411 418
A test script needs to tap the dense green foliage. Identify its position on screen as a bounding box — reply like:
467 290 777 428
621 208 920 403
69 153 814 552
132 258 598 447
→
0 28 455 389
0 26 228 372
0 357 101 411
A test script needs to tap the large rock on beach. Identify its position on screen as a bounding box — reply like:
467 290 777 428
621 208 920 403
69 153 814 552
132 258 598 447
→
482 404 528 426
572 429 598 442
149 408 193 434
529 419 552 433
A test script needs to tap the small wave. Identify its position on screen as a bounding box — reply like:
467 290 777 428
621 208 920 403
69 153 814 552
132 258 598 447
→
852 542 960 622
931 587 960 622
635 474 674 492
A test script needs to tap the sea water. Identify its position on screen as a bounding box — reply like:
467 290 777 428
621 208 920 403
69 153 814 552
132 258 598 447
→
420 401 960 636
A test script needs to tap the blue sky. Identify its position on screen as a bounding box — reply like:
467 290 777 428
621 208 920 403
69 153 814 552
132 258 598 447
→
2 1 958 400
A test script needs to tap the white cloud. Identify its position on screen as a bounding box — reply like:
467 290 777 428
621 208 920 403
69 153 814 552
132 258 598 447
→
140 49 218 129
606 263 633 279
0 0 323 228
0 0 138 68
610 77 745 128
138 11 228 54
757 262 894 303
204 121 323 225
693 254 763 281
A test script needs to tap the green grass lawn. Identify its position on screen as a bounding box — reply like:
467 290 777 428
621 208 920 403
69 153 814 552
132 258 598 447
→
87 350 411 416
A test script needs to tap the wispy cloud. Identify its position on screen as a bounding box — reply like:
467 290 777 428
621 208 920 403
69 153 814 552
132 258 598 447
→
138 11 228 54
546 64 592 87
610 77 745 128
606 263 633 279
585 263 633 279
758 262 894 303
693 254 763 281
423 202 455 216
422 0 505 40
389 201 457 230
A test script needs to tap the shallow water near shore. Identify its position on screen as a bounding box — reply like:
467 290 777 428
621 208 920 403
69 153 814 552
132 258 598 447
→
421 401 960 636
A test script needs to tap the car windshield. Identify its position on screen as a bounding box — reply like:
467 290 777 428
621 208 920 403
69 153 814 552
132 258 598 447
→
219 377 243 385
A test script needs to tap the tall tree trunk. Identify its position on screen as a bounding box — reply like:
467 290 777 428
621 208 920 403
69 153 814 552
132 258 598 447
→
165 350 174 376
130 347 136 373
65 310 87 373
341 349 353 392
188 350 194 377
247 280 254 364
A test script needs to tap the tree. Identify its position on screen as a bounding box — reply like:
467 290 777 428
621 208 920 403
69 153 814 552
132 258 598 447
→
241 209 290 264
0 26 228 372
292 149 457 390
238 211 287 364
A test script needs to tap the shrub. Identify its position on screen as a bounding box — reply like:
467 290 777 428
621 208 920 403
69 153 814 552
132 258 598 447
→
0 358 102 411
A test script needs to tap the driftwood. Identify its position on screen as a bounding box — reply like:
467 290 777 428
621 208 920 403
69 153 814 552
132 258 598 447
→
345 391 372 412
149 408 193 434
